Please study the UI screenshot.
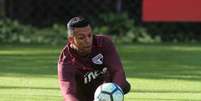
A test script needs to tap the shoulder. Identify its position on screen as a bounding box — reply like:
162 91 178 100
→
58 44 76 75
58 44 73 64
94 35 113 46
95 35 112 41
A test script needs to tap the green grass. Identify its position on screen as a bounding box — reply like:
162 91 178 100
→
0 44 201 101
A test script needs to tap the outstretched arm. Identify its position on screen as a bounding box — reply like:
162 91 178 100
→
103 37 131 94
58 63 78 101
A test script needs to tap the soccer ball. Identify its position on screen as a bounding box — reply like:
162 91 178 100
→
94 83 124 101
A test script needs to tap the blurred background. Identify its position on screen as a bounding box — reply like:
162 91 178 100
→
1 0 201 44
0 0 201 101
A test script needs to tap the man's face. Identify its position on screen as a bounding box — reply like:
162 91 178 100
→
70 25 93 55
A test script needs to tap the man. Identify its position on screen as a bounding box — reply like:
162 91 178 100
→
58 16 130 101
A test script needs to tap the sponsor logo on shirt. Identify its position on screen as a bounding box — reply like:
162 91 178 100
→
92 53 103 65
84 67 107 84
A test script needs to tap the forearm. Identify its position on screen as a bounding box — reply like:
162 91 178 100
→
59 80 78 101
113 71 131 94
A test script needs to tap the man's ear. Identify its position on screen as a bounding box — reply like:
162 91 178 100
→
68 36 74 44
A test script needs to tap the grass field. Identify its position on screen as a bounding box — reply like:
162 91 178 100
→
0 44 201 101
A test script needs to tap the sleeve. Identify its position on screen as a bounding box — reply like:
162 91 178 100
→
103 37 131 94
58 62 79 101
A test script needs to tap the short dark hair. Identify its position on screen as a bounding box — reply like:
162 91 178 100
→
67 16 90 36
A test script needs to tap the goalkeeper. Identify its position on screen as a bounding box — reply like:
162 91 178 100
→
58 16 131 101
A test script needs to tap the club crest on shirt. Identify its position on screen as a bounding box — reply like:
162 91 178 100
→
92 53 103 65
